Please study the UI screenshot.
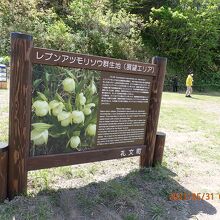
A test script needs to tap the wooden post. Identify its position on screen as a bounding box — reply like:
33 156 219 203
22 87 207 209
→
8 32 33 199
140 57 167 167
0 143 8 202
152 132 166 166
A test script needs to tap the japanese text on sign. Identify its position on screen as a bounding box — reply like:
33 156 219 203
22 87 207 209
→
32 48 156 75
120 148 142 157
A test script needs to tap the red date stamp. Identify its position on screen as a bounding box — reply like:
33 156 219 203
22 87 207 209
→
169 193 220 201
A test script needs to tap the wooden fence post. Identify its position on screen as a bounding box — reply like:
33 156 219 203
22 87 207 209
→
140 56 167 167
0 143 8 202
8 32 33 199
152 132 166 166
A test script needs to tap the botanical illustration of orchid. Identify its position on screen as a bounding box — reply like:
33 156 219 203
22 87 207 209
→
30 66 100 156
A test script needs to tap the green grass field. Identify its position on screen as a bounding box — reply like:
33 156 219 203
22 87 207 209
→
0 90 220 220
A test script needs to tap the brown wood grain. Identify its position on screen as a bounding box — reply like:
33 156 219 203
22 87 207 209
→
31 47 157 76
8 32 33 199
0 145 8 202
140 57 167 167
27 145 146 171
152 132 166 166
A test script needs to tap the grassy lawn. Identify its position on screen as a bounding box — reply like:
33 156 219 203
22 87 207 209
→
0 89 220 219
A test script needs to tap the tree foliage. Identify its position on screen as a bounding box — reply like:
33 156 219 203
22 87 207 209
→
136 0 220 86
0 0 219 87
0 0 147 61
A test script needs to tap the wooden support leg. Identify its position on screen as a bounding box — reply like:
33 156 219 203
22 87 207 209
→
152 132 166 166
8 32 33 199
140 57 167 167
0 143 8 203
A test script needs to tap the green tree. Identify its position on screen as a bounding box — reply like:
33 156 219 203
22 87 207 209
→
0 0 148 61
143 0 220 85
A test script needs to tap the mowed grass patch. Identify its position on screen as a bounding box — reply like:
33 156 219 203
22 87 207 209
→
159 92 220 165
0 196 54 220
1 90 220 219
28 165 101 195
159 93 220 132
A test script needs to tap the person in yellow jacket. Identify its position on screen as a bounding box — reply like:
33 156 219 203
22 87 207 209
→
185 73 193 97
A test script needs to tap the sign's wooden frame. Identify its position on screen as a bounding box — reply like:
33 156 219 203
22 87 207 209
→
7 32 167 199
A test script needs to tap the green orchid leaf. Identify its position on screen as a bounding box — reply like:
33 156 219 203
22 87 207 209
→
55 92 65 103
33 79 42 88
32 123 53 131
37 92 48 102
49 131 66 138
45 72 50 82
76 79 87 94
72 130 81 136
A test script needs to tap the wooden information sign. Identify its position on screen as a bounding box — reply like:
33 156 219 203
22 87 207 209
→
0 64 7 82
0 64 7 89
7 32 167 199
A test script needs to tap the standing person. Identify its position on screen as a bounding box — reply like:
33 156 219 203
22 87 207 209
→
185 72 193 97
172 75 178 92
